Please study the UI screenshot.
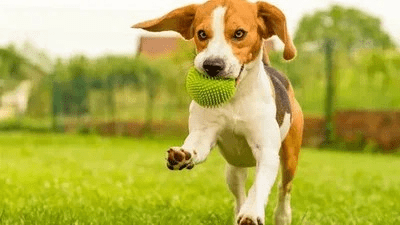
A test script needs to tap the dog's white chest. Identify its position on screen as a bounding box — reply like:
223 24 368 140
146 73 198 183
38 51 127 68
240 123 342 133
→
217 129 256 167
188 62 286 167
216 93 276 167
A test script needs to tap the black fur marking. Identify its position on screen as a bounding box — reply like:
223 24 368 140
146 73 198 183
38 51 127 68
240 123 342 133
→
179 165 186 170
264 66 290 90
168 157 178 166
264 65 291 127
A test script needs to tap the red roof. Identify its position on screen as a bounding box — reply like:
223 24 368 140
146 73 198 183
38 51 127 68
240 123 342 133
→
137 36 275 58
137 36 181 57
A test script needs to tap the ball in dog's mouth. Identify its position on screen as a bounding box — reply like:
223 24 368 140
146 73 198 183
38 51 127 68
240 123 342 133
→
186 67 237 108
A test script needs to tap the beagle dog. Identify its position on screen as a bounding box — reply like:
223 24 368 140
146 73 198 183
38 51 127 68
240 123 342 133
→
132 0 303 224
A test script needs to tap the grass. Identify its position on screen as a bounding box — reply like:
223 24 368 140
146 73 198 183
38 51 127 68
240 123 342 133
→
0 132 399 224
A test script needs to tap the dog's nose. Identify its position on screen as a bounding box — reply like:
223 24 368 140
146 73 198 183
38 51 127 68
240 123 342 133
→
203 58 225 77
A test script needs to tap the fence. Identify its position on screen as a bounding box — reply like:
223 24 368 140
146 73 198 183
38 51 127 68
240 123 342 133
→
61 107 400 151
335 111 400 151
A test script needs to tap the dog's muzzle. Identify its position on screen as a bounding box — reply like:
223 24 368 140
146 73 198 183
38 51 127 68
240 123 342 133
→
203 58 226 77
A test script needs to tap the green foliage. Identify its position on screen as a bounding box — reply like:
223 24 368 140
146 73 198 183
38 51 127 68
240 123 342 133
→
50 55 147 118
3 39 194 126
0 118 51 132
90 55 141 87
27 78 52 118
51 56 90 116
9 13 398 128
0 45 28 80
40 41 400 122
0 133 399 224
270 48 400 115
69 56 90 115
0 44 47 82
294 5 396 51
150 39 194 107
134 56 163 133
335 49 400 110
270 50 326 115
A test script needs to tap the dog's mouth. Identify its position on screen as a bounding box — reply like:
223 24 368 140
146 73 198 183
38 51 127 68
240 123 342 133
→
235 64 245 87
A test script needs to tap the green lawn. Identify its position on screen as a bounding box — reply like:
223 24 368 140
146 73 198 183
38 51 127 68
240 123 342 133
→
0 132 399 224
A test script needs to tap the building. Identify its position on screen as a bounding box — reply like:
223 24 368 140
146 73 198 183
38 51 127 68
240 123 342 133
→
136 36 185 58
136 36 275 58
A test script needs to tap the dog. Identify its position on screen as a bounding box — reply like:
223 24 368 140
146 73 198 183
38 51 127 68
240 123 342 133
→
132 0 303 224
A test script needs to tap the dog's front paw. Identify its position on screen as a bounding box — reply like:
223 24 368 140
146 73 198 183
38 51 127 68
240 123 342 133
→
237 215 264 225
237 216 264 225
166 147 196 170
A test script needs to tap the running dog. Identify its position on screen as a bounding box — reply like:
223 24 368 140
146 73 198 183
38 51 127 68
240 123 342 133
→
132 1 303 224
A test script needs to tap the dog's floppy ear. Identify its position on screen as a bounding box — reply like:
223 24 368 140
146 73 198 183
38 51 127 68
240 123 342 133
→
256 1 296 60
132 4 198 40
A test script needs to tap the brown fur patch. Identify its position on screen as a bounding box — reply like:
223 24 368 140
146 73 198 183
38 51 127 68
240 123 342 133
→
222 0 263 64
279 85 303 193
133 0 296 62
256 1 296 60
192 0 295 63
132 4 199 39
193 0 263 64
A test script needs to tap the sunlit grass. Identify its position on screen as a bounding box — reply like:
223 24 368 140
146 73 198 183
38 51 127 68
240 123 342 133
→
0 132 399 224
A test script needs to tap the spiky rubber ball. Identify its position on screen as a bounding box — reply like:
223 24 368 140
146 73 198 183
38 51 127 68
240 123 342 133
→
186 67 236 108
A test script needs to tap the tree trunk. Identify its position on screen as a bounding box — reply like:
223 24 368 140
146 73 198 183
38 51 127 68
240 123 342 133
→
142 90 155 136
324 38 335 145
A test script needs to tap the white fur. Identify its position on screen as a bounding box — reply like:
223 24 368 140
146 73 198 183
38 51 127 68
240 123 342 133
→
194 7 242 79
280 112 291 140
274 184 292 225
226 164 247 214
182 53 283 224
174 6 290 225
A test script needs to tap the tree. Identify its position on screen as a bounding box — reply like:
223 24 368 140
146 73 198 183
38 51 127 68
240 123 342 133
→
0 45 28 80
0 45 47 80
163 40 195 107
132 57 162 135
91 55 143 125
88 55 160 135
69 56 89 116
294 5 395 146
294 5 397 146
294 5 396 51
0 45 47 116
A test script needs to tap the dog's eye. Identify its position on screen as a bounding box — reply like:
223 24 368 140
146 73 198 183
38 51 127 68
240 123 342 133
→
233 29 247 40
197 30 207 41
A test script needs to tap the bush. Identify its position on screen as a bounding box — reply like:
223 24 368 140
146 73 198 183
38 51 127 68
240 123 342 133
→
0 118 52 133
270 49 400 116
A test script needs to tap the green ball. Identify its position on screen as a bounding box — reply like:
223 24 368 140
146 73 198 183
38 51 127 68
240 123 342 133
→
186 67 236 108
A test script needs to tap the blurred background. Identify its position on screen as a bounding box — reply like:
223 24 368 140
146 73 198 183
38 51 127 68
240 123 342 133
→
0 0 399 152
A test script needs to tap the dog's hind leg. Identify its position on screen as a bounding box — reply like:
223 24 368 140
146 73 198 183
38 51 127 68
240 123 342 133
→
275 98 303 225
226 164 248 215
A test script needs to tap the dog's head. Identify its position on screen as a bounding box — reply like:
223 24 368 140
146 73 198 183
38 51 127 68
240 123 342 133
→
132 0 295 80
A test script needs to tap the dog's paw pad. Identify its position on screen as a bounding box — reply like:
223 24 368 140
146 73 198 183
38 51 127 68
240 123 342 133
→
166 147 195 170
237 216 263 225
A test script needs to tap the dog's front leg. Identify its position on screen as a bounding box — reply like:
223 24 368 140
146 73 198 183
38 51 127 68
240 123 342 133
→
166 106 221 170
237 119 281 225
166 127 219 170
